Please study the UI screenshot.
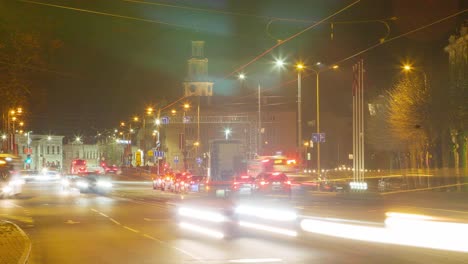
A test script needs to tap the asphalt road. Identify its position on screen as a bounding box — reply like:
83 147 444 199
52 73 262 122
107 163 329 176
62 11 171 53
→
0 180 466 264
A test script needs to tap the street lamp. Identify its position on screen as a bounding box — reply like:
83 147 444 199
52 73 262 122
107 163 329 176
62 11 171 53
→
401 63 427 87
238 73 246 80
47 136 52 141
155 119 161 126
224 129 231 140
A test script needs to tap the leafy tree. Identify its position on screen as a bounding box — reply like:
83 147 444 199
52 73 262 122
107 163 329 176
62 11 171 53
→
0 24 63 108
388 75 432 169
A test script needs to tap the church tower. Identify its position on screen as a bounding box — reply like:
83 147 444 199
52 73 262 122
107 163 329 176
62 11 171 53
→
183 41 214 97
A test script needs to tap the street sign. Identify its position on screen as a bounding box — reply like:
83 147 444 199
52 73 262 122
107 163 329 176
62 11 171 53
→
311 133 326 143
161 116 169 124
174 155 179 164
135 151 142 166
196 157 202 165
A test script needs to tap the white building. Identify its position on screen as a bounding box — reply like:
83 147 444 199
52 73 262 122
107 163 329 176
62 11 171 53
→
16 134 64 171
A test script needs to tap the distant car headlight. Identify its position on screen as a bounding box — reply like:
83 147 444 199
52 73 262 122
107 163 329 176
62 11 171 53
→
77 181 89 188
97 180 112 188
2 186 12 193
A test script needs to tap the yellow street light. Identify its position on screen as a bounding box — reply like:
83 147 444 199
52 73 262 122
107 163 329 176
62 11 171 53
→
119 132 123 135
17 107 22 114
402 64 413 71
296 63 305 70
12 117 17 121
332 65 339 70
133 116 139 122
194 141 200 147
146 107 154 115
171 109 177 115
19 121 24 127
183 103 190 110
10 110 15 115
120 122 125 127
304 141 309 147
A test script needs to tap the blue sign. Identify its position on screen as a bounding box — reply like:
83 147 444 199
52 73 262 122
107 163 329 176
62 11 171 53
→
161 116 169 124
196 157 202 165
312 133 326 143
174 156 179 163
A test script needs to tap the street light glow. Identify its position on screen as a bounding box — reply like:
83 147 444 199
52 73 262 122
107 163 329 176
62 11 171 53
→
75 137 81 142
47 136 52 141
171 109 177 115
275 59 285 68
17 107 22 113
120 122 125 127
225 128 232 140
296 63 304 70
332 65 339 69
238 73 246 80
155 119 161 125
19 121 24 126
133 116 139 122
316 62 322 66
183 103 190 109
402 64 413 71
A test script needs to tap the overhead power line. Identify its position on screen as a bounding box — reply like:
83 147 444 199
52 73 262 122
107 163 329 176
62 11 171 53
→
18 0 197 30
229 8 468 104
225 0 361 77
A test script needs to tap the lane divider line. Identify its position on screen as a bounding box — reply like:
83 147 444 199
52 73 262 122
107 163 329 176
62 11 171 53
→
99 212 109 218
109 218 121 225
142 234 163 243
123 226 140 233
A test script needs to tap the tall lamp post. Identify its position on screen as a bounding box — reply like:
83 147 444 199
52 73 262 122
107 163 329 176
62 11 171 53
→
309 63 339 175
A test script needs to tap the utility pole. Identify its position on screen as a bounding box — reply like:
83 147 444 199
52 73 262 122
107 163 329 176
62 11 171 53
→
257 83 262 156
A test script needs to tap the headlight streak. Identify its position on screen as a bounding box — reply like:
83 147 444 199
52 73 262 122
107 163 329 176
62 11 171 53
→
235 205 297 222
2 186 12 194
239 221 298 237
178 207 226 223
77 181 89 188
97 180 113 188
179 222 224 239
300 212 468 253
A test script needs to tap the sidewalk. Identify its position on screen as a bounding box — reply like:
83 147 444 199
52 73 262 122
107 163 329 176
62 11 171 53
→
0 221 31 264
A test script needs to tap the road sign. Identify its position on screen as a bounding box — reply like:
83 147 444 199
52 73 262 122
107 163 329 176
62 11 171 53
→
196 157 202 165
135 151 142 166
174 155 179 164
311 133 326 143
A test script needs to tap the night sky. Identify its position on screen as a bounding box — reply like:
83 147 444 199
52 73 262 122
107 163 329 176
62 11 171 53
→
1 0 466 136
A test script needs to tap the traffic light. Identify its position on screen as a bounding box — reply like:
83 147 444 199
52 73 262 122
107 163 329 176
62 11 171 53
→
25 154 32 164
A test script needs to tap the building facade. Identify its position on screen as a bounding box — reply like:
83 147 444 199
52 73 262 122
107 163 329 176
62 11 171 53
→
16 134 64 171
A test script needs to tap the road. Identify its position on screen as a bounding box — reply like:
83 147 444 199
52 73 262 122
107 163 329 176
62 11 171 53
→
0 180 467 263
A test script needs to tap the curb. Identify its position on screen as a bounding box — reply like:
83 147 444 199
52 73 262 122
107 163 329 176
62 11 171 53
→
2 220 32 264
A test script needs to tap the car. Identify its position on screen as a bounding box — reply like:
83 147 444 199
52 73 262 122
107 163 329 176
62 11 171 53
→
253 172 292 198
62 173 113 195
104 165 120 174
232 175 255 195
189 175 208 192
19 170 39 182
171 172 192 193
378 177 408 192
0 154 23 198
153 173 174 191
36 170 61 181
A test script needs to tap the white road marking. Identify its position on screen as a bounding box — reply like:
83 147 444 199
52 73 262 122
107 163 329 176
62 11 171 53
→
65 220 80 224
99 212 109 218
123 226 139 233
109 218 121 225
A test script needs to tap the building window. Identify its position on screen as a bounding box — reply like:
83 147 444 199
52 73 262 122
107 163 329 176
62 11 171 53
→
52 146 55 155
47 146 50 154
57 146 60 154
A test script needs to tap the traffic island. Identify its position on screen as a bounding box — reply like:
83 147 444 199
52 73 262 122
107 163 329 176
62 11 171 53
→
0 221 31 264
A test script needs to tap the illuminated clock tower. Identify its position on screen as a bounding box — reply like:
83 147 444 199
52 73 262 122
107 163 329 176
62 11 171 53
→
183 41 214 97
